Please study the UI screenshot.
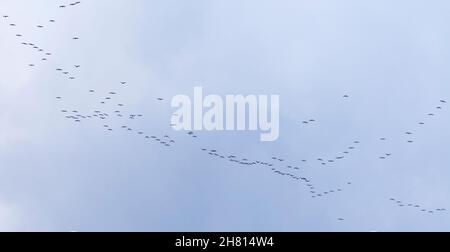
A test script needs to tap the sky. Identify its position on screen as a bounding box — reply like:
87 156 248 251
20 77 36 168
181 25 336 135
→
1 0 450 231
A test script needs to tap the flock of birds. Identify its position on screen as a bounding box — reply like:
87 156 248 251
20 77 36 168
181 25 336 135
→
389 198 447 214
200 148 352 200
2 2 449 225
304 98 448 166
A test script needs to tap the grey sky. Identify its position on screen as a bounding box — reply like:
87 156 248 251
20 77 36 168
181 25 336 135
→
1 0 450 231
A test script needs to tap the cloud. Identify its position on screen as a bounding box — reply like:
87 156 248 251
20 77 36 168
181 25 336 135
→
1 0 450 231
0 199 20 232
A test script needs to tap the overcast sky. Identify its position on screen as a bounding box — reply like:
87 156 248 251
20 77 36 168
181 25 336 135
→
1 0 450 231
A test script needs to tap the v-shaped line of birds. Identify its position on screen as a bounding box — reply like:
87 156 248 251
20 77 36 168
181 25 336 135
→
2 2 448 222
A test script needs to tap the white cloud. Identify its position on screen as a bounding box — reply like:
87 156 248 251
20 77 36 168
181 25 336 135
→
0 200 20 232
